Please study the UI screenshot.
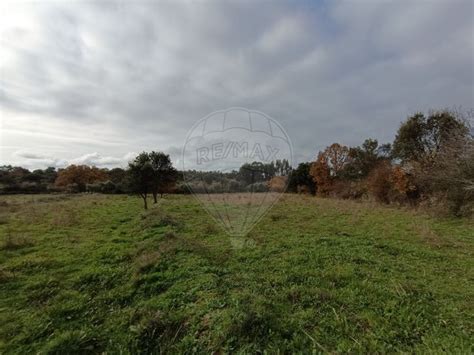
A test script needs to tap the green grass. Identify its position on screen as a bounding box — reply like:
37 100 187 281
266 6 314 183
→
0 194 473 353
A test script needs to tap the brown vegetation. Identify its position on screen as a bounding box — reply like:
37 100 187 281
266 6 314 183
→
55 165 108 192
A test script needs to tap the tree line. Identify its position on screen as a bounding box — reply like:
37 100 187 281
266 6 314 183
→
0 152 292 209
305 109 473 216
1 109 472 215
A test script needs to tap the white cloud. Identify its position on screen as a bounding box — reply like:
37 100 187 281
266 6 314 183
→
10 150 136 170
69 152 135 167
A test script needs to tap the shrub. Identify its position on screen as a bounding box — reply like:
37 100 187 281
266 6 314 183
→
366 162 392 203
390 165 419 204
330 180 367 200
267 176 288 192
246 182 268 193
55 165 108 192
86 180 118 194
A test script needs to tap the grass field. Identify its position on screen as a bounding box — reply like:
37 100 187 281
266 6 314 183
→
0 194 473 353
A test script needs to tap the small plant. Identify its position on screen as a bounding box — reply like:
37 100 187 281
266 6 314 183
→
0 267 14 282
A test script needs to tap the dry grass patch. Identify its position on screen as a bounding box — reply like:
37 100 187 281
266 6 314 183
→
1 233 34 250
134 240 177 274
51 208 79 227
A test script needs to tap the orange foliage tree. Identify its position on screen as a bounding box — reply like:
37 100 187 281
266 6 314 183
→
55 165 108 192
310 152 331 196
310 143 351 196
389 165 419 202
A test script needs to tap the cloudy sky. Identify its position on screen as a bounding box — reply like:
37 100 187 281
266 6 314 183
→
1 0 473 170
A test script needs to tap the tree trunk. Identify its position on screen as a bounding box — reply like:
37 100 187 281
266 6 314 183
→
153 192 157 204
142 195 148 210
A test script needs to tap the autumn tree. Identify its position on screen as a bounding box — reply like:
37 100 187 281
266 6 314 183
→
310 143 351 196
55 165 108 192
390 165 419 203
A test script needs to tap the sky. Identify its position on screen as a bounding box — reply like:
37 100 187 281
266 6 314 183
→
0 0 473 170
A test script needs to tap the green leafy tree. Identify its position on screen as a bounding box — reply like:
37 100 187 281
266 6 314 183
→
238 162 275 185
127 153 154 209
344 139 391 179
149 151 178 203
288 162 315 195
393 110 469 164
393 110 472 214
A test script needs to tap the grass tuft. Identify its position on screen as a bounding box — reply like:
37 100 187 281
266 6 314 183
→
1 234 34 250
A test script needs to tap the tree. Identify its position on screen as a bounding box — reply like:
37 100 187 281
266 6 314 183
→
274 159 291 176
393 110 469 164
149 151 178 202
108 167 126 183
344 139 391 179
238 162 275 185
325 143 351 176
415 128 474 215
127 153 154 209
288 162 315 195
310 152 331 196
392 110 473 214
390 165 419 203
0 166 59 194
309 143 351 196
55 165 108 192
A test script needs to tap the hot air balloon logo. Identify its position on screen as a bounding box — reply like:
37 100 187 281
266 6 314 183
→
182 108 293 237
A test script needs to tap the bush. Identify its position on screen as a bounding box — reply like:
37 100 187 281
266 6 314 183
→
366 162 393 204
246 182 268 193
330 180 367 200
86 180 118 194
268 176 288 192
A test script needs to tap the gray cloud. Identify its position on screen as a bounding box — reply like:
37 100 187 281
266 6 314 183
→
14 150 48 160
12 150 135 170
1 0 472 168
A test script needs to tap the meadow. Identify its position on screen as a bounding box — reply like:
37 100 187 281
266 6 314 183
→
0 194 473 353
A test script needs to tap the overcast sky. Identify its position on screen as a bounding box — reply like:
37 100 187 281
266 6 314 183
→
1 0 473 170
